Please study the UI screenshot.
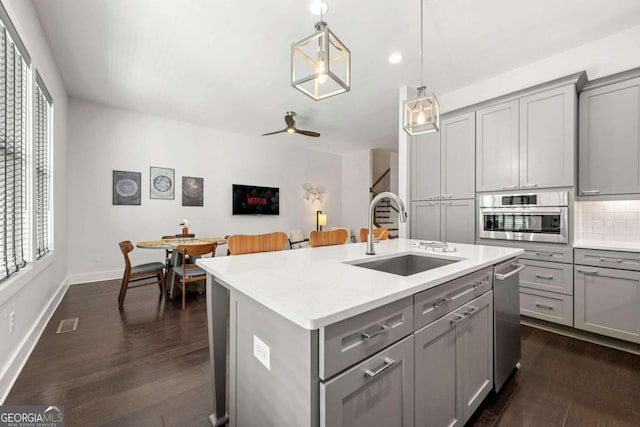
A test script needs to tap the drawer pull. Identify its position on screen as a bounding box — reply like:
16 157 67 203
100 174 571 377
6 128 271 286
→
361 324 391 340
535 251 554 257
501 185 518 189
521 183 538 188
535 273 554 280
433 297 452 308
449 313 466 325
364 357 396 378
472 280 484 289
580 190 600 195
576 268 598 275
535 303 554 310
599 257 623 263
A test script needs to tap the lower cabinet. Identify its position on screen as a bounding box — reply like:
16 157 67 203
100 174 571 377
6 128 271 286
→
575 265 640 343
414 291 494 426
320 335 415 427
411 199 475 244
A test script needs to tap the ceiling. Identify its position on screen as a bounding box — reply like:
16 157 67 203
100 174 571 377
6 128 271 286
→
32 0 640 154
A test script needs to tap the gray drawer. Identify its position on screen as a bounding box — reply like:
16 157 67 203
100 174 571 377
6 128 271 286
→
519 259 573 295
520 288 573 326
413 266 493 331
574 249 640 272
520 245 574 264
319 296 413 380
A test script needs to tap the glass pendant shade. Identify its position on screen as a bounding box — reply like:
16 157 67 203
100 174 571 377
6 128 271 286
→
291 21 350 101
403 86 440 135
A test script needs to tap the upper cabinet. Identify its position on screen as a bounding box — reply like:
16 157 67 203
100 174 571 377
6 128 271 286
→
579 74 640 196
476 85 577 192
411 112 475 201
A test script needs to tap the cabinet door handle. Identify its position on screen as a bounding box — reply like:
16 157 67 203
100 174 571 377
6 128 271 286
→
449 313 466 325
463 306 477 316
442 195 453 199
521 183 538 188
535 273 554 280
361 323 391 340
580 190 601 195
433 297 452 308
599 257 623 263
501 185 518 189
364 357 396 378
576 268 598 275
535 303 554 310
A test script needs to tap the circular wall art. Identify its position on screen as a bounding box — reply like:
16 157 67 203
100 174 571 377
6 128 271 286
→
113 170 141 205
150 167 175 200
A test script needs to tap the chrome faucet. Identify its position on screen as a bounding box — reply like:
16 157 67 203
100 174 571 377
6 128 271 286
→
367 192 407 255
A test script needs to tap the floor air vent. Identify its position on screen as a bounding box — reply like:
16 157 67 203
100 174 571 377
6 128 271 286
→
56 317 79 334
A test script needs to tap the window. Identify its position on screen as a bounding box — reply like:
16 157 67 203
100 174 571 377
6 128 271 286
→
0 1 53 283
34 72 52 259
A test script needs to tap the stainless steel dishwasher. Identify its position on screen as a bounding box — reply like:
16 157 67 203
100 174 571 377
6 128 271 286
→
493 258 525 391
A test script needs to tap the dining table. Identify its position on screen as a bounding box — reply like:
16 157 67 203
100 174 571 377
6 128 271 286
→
137 236 227 298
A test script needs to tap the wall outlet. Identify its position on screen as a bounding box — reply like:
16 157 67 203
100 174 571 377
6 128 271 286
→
91 254 100 263
253 335 271 371
9 311 15 334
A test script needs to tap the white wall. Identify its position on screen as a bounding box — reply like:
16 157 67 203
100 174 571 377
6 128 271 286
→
66 99 343 283
0 0 68 402
341 150 371 240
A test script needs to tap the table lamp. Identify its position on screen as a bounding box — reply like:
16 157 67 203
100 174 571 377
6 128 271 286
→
317 211 327 231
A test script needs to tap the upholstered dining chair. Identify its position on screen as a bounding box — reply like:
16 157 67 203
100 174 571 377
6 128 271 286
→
172 242 217 310
118 241 166 309
309 229 348 247
359 227 389 243
227 232 288 255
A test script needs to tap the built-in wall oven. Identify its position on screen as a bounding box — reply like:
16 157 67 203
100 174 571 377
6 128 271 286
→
478 192 569 243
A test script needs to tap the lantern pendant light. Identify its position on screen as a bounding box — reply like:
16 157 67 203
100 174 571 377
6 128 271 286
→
403 0 440 135
291 3 351 101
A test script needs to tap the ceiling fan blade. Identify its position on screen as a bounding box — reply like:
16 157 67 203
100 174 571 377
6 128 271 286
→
295 129 320 137
285 114 295 128
262 129 287 136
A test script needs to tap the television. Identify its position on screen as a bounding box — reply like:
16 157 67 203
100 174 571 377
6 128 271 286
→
232 184 280 215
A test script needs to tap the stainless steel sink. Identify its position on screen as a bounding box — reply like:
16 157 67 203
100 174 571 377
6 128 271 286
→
349 254 461 277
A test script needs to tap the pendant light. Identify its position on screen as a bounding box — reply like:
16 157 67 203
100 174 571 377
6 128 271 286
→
291 2 350 101
403 0 440 135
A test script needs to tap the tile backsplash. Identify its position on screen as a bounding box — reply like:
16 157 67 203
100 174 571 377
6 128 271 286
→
576 200 640 243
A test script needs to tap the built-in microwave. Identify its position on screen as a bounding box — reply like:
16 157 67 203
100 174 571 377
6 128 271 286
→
478 192 569 243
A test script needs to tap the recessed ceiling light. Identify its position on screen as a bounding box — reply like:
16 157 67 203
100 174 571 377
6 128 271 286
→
309 0 329 16
388 53 403 64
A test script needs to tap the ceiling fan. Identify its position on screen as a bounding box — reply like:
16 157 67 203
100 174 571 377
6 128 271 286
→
262 111 320 138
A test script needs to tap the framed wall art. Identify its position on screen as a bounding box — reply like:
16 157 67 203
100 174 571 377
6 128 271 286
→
150 166 175 200
182 176 204 206
113 170 141 205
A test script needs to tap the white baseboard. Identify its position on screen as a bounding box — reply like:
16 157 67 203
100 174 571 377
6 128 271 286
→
68 269 121 285
0 277 70 404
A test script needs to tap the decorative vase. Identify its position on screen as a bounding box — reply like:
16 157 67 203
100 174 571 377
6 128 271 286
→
182 227 188 235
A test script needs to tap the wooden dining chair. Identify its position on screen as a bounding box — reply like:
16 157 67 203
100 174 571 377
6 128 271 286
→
359 227 389 243
227 232 288 255
118 241 167 309
309 229 348 247
172 243 217 310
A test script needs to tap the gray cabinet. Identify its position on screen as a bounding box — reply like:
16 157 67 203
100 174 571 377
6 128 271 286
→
519 85 576 189
574 265 640 343
411 131 440 200
441 112 476 199
411 200 475 244
579 76 640 196
476 100 519 192
476 85 576 192
415 291 493 426
321 336 415 427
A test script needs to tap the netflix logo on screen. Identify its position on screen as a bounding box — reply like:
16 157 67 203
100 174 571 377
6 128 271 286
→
232 184 279 215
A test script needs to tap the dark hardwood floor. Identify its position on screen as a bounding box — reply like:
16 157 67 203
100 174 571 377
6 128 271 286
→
6 280 640 426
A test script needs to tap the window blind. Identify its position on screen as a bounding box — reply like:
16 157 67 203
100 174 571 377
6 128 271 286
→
35 72 51 259
0 24 29 280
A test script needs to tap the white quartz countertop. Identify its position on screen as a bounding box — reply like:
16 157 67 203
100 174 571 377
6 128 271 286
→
573 241 640 253
197 239 522 330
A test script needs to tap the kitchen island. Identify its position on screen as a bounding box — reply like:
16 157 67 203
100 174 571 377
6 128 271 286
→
197 239 523 427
